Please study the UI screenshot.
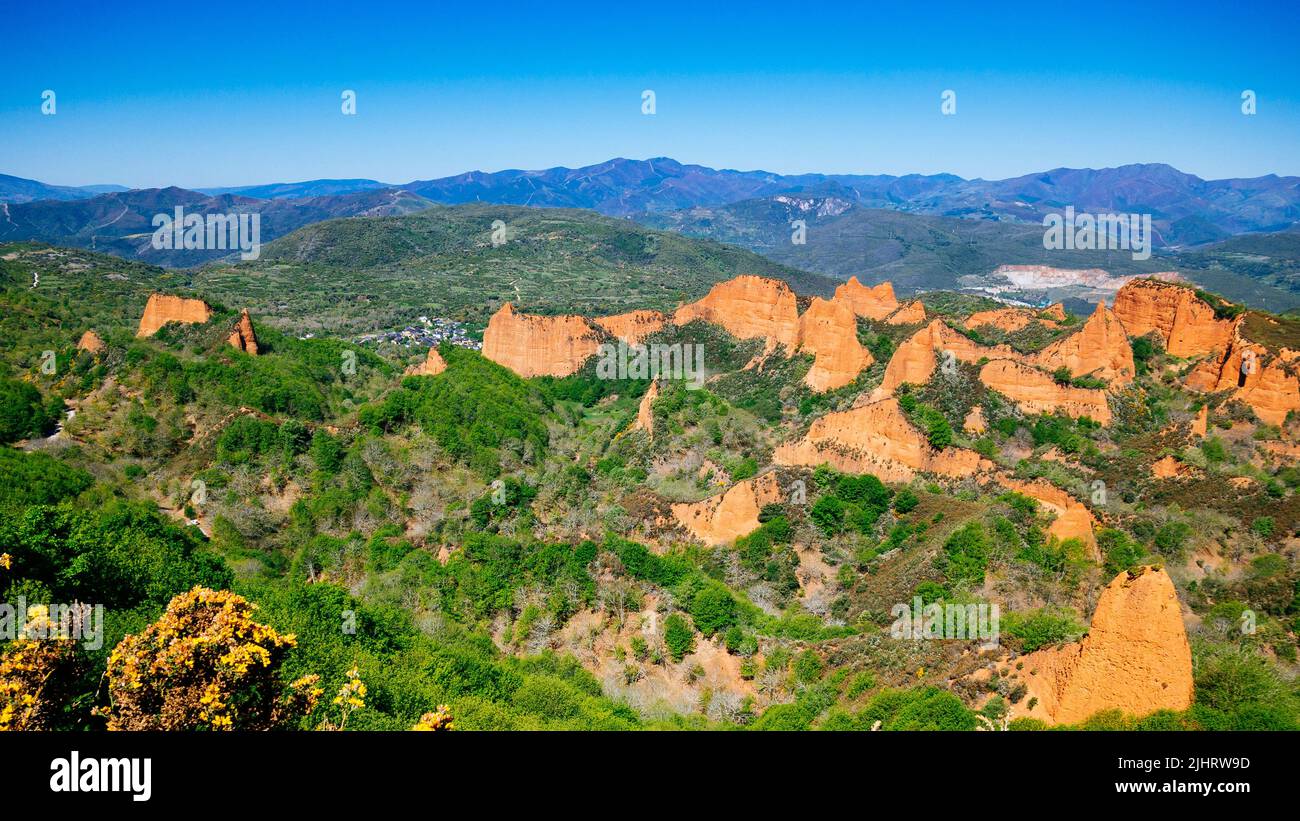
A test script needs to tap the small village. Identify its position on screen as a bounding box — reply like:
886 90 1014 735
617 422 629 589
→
356 316 481 351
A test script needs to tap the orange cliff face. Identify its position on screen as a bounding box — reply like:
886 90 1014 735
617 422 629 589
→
979 359 1112 424
774 397 991 482
833 276 899 320
1113 279 1233 358
964 307 1039 334
1031 301 1135 386
672 471 784 545
886 299 927 325
795 297 874 391
595 310 667 343
404 347 448 377
481 302 604 378
875 319 1016 398
1186 337 1300 426
673 275 800 350
1005 566 1193 725
227 309 259 355
994 476 1099 559
136 293 212 338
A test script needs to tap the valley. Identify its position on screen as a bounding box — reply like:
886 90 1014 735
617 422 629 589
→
3 224 1298 732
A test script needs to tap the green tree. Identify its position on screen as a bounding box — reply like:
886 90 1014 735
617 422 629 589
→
663 613 695 662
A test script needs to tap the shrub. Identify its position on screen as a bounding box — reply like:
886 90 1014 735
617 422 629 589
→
793 650 825 683
663 614 695 662
104 587 321 730
893 488 919 514
689 585 737 637
1154 520 1193 557
0 377 60 444
1001 608 1084 652
810 495 846 537
1251 517 1275 538
937 522 990 586
1097 528 1144 575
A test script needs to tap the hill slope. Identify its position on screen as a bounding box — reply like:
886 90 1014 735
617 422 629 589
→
0 187 434 266
192 204 838 335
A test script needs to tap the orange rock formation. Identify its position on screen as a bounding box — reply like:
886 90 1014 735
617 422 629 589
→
227 309 259 355
833 277 900 320
595 310 667 343
404 347 448 377
1031 301 1134 385
795 297 874 391
1151 455 1189 479
1191 406 1208 437
963 406 987 434
481 302 603 378
1185 332 1300 427
1113 279 1233 358
673 275 800 350
979 359 1112 424
1008 566 1193 725
875 319 1015 398
76 330 105 354
773 397 991 482
886 300 927 325
995 476 1098 559
634 380 659 436
136 293 212 338
671 471 784 545
964 307 1037 333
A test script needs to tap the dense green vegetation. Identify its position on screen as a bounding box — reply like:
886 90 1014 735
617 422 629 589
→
2 234 1298 734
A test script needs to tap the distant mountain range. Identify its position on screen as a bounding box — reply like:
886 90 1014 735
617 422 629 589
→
2 158 1298 309
0 187 432 266
0 173 129 204
6 158 1298 247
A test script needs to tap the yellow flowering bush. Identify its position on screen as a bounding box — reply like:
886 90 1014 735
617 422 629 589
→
317 665 366 730
104 586 320 731
411 705 454 731
0 606 78 731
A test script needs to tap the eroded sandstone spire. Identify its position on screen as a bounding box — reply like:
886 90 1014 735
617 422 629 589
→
227 309 259 355
833 276 899 320
1184 326 1300 426
405 347 448 376
633 380 659 437
1006 566 1193 725
673 275 800 349
795 296 874 391
1031 300 1135 386
77 330 106 354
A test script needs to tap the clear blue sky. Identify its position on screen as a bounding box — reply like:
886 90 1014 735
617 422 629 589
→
3 0 1298 188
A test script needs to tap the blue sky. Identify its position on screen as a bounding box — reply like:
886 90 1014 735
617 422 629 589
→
3 0 1298 187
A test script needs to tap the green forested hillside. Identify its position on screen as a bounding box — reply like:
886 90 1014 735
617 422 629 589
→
193 204 838 335
2 234 1299 734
